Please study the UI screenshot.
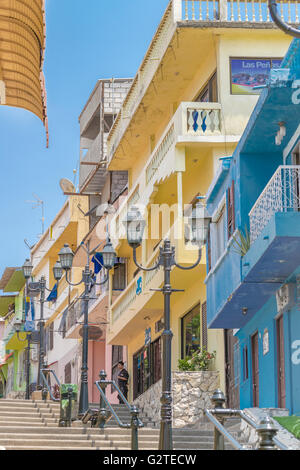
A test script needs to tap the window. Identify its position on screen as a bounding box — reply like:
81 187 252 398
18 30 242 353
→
215 206 226 262
111 345 123 389
112 262 126 291
182 304 201 358
195 72 218 103
243 346 249 381
227 180 235 239
133 337 161 400
64 362 71 384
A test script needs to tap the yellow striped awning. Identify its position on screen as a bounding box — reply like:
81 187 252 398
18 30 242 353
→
0 0 48 146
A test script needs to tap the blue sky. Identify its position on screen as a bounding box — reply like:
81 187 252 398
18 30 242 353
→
0 0 169 275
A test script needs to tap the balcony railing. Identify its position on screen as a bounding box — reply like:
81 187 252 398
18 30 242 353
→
182 0 300 22
249 165 300 243
65 298 83 332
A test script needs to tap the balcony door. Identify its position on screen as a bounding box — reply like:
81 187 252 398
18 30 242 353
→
276 315 286 408
251 332 259 407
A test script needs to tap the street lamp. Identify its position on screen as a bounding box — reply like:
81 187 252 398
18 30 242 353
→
21 259 63 392
57 238 116 417
123 203 211 450
14 319 39 400
268 0 300 37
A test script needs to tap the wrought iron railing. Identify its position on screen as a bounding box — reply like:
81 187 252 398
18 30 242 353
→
205 390 289 450
82 370 143 450
249 165 300 243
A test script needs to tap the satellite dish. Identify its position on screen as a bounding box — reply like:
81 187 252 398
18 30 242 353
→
59 178 76 194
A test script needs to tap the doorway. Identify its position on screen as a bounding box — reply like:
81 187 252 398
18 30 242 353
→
251 332 259 407
276 315 286 408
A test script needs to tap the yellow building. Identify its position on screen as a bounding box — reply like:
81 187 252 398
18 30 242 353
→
0 0 48 144
105 0 294 415
30 196 89 389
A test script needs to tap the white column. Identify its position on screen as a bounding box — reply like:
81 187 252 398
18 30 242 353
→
219 0 228 20
172 0 183 22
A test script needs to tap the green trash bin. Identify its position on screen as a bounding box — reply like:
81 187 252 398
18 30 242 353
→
59 384 78 427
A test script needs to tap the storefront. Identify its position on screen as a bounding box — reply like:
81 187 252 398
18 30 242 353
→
133 336 161 400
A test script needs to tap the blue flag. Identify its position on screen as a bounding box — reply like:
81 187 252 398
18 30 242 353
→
91 253 104 275
46 283 57 303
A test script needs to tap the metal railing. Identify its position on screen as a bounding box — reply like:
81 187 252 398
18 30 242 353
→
205 390 289 450
40 368 60 402
82 370 144 450
249 165 300 243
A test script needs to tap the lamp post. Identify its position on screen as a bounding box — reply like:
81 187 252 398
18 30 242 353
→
57 238 116 417
13 319 39 400
268 0 300 37
22 259 63 391
123 203 211 450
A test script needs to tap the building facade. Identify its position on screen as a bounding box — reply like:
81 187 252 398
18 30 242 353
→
104 0 295 414
205 38 300 413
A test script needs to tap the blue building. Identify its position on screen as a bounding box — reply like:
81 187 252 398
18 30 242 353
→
205 38 300 414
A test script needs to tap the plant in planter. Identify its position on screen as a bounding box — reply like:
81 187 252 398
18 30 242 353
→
178 348 216 371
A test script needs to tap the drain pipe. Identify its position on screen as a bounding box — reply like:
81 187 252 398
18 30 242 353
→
268 0 300 38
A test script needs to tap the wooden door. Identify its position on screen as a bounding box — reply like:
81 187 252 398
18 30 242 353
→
251 332 259 407
276 315 286 408
224 330 240 409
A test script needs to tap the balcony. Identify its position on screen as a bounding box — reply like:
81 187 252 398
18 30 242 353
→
79 132 107 192
208 165 300 329
249 165 300 244
110 101 226 246
107 0 299 163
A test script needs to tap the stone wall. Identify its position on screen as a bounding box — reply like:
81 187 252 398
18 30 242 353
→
133 370 220 428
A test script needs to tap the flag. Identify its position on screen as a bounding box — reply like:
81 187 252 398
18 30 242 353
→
46 283 57 303
91 253 104 274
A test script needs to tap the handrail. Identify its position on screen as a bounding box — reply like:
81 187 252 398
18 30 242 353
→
205 390 289 451
205 410 245 450
95 378 144 429
40 368 60 402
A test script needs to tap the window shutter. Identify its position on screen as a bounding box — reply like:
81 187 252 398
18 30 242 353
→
227 180 235 239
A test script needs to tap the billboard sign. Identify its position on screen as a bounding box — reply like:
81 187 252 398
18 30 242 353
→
230 58 282 95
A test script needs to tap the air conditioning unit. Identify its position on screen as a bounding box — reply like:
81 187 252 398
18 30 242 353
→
276 283 295 314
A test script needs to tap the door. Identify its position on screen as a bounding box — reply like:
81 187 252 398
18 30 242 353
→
276 315 286 408
224 330 240 409
251 332 259 407
292 146 300 210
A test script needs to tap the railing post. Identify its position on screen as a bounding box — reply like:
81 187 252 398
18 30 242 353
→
219 0 228 20
67 387 73 427
98 370 108 429
130 405 140 450
211 389 226 450
172 0 183 22
257 416 278 450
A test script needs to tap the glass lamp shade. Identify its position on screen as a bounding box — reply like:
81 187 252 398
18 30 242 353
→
123 206 146 248
188 202 211 246
101 241 116 270
58 244 74 270
53 261 63 281
22 259 33 279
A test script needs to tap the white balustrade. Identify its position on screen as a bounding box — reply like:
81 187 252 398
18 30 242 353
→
181 0 300 22
187 104 221 135
111 276 141 323
249 166 300 244
146 125 175 185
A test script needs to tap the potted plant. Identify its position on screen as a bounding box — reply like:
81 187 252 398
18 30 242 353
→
178 348 216 371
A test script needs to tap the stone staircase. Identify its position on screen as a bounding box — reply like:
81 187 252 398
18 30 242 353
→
0 398 244 450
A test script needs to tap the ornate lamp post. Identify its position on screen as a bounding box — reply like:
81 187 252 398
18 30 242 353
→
57 238 116 417
123 203 211 450
22 259 63 391
268 0 300 37
13 319 39 400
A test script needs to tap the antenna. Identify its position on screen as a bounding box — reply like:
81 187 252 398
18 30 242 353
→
26 193 45 236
